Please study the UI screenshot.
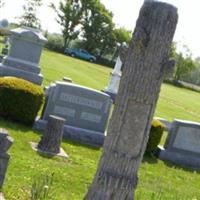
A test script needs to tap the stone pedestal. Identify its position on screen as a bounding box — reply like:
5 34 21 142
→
0 27 47 85
0 129 13 189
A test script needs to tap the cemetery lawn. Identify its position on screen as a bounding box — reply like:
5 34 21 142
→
1 49 200 199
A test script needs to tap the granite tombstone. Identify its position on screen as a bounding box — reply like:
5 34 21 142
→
0 27 47 85
159 119 200 169
35 81 112 146
0 128 13 189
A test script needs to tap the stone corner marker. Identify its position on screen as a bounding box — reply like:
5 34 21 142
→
84 1 178 200
0 128 14 190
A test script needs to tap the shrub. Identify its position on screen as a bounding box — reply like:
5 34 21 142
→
45 34 64 53
146 119 165 155
0 77 44 125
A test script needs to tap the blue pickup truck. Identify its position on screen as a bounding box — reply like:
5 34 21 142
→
64 48 96 62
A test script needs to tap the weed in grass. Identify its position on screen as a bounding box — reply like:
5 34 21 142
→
31 173 54 200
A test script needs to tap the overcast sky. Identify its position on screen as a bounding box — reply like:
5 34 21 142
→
0 0 199 58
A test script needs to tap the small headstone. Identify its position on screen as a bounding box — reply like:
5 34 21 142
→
34 81 112 146
158 119 200 169
38 115 65 154
63 77 72 83
0 27 47 85
0 128 13 189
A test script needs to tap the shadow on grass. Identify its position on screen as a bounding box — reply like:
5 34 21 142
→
36 151 55 159
0 117 31 133
162 159 200 174
142 154 158 164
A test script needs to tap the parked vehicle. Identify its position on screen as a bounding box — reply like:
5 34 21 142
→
64 48 96 62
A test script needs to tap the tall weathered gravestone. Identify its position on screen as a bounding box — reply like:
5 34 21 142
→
84 1 178 199
34 81 112 146
0 129 13 189
159 119 200 169
38 115 65 154
0 27 47 85
103 44 128 102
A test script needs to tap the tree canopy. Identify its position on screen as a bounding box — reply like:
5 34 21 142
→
52 0 132 59
19 0 42 29
50 0 83 48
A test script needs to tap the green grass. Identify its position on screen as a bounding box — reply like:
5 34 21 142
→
1 49 200 199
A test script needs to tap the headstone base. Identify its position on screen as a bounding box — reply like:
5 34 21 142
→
0 56 3 63
34 119 105 147
0 64 43 85
30 142 68 158
158 145 200 170
102 90 116 103
0 193 5 200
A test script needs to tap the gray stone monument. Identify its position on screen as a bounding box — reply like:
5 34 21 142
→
0 129 13 189
31 115 68 158
34 81 112 146
0 27 47 85
158 119 200 169
38 115 65 154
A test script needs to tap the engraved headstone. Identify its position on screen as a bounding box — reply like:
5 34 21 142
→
0 27 47 85
159 119 200 169
34 81 112 146
0 128 13 189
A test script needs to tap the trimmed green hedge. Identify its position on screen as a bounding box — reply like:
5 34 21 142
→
0 77 44 125
146 119 165 155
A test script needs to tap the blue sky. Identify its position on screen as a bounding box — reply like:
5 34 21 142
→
0 0 199 58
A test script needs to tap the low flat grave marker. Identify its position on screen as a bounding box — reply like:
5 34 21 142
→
34 81 112 146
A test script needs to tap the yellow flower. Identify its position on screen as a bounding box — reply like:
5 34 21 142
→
151 119 166 128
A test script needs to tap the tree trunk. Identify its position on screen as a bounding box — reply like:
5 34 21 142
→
84 2 178 200
38 115 65 154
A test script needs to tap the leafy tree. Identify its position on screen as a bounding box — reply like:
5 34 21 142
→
51 0 83 49
19 0 42 28
174 53 196 81
81 0 115 57
169 42 176 58
113 27 132 46
181 57 200 85
111 27 132 61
